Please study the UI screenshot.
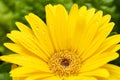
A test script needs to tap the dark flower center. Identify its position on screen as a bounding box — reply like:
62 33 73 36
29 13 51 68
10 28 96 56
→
61 59 70 67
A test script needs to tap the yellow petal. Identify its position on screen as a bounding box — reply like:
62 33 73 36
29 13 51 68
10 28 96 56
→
95 34 120 54
11 65 26 80
67 76 97 80
25 74 54 80
7 31 48 61
53 4 68 50
45 4 59 51
103 64 120 79
70 6 87 52
81 52 119 72
68 4 79 49
80 22 114 61
80 68 109 78
99 15 111 30
10 67 52 78
12 77 25 80
45 4 68 51
0 54 50 72
7 30 19 44
25 13 54 56
15 22 33 34
86 8 96 23
10 67 50 77
4 43 41 59
42 76 61 80
112 44 120 52
104 44 120 52
46 5 68 51
77 10 102 55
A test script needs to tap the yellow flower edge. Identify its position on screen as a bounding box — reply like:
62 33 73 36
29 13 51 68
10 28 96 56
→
0 4 120 80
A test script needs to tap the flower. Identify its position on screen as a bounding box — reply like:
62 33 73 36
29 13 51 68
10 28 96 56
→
1 4 120 80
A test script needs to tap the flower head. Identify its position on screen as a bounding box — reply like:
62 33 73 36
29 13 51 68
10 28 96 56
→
1 4 120 80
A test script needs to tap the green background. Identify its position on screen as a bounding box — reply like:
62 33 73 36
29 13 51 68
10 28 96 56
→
0 0 120 80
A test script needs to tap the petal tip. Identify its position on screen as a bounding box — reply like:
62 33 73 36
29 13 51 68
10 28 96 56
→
81 5 87 9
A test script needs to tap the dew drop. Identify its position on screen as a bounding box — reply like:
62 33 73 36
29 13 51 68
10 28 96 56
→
36 27 39 31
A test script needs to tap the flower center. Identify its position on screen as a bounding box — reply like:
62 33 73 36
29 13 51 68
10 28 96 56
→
61 59 70 67
48 50 81 77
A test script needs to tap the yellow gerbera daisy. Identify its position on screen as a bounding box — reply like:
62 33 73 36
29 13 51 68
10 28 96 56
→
1 4 120 80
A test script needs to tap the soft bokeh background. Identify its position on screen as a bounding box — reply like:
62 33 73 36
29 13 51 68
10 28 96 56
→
0 0 120 80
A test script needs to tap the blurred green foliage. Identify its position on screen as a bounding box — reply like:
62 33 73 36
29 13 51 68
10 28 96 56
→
0 0 120 79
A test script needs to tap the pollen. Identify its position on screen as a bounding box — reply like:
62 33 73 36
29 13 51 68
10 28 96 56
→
48 50 81 77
